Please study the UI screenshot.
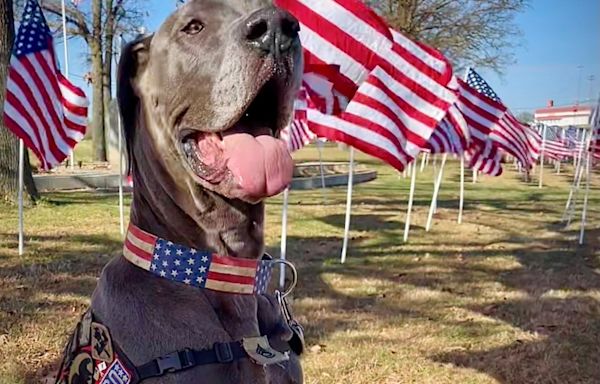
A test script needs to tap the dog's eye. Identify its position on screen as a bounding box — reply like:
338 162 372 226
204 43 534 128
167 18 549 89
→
182 20 204 35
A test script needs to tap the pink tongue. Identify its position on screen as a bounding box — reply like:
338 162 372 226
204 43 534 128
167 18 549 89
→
222 133 294 198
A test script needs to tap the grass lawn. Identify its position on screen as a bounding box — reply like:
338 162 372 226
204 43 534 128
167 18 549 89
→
1 146 599 384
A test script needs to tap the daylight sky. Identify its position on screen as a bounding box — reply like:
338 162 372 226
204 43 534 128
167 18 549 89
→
53 0 599 113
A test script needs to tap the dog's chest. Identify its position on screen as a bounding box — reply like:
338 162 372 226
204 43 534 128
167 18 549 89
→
90 257 268 383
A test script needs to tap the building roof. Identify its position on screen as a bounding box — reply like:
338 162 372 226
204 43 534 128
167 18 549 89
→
535 104 592 115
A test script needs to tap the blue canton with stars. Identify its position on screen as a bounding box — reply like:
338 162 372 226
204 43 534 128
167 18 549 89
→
151 239 213 288
466 68 501 103
254 258 273 294
14 0 53 57
150 238 274 293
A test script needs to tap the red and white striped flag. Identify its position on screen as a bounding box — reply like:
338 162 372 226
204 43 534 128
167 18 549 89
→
466 142 503 176
3 0 88 170
276 0 457 171
461 68 540 169
540 126 570 160
590 98 600 154
427 101 470 154
280 87 316 152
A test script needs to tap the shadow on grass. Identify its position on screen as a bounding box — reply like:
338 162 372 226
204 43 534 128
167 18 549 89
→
268 214 600 384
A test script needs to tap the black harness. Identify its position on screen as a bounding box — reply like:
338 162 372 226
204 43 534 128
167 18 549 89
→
55 295 304 384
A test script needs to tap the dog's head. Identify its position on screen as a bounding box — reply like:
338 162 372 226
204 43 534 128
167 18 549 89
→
119 0 302 204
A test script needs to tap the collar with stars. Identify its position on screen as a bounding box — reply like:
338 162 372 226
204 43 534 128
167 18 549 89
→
123 224 274 295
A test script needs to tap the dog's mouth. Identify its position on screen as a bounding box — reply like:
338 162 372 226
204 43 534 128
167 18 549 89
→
180 78 295 201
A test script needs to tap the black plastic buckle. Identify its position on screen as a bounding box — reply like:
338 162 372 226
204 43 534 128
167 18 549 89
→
214 343 234 363
156 349 194 375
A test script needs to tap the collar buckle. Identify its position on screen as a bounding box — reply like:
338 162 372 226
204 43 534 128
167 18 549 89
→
156 349 194 374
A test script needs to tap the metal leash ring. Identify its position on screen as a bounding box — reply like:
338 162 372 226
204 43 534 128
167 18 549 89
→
269 259 298 298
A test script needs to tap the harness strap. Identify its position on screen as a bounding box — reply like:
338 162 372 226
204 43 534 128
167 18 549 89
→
135 342 247 380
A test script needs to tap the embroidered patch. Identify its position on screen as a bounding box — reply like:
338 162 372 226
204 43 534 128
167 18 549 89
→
99 359 131 384
91 322 114 363
242 336 289 366
68 352 94 384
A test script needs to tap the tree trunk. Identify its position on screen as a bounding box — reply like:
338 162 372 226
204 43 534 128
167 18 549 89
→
91 0 106 161
102 0 115 161
0 0 38 203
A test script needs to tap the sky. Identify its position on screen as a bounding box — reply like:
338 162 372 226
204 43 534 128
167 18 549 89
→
53 0 599 114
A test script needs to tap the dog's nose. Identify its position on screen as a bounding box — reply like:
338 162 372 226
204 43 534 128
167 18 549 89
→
244 7 300 56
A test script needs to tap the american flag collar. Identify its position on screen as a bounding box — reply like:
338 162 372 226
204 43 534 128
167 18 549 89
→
123 223 280 295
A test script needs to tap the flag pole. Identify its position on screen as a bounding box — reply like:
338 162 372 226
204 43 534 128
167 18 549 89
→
426 153 447 231
458 154 465 223
316 139 327 200
279 187 289 289
538 124 547 188
419 152 427 172
60 0 75 170
116 35 125 236
403 157 418 242
563 132 587 223
17 139 24 256
578 151 591 245
340 147 355 264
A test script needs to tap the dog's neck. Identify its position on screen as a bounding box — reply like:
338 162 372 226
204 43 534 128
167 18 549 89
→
128 125 266 260
125 130 265 340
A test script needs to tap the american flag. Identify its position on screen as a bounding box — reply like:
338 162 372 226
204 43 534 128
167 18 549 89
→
427 103 470 154
275 0 457 171
280 87 316 151
462 68 540 169
542 126 571 160
466 141 503 176
3 0 88 170
124 224 273 295
589 98 600 154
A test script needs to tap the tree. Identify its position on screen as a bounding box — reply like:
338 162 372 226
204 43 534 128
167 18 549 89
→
367 0 528 74
516 111 534 124
0 0 38 203
40 0 146 161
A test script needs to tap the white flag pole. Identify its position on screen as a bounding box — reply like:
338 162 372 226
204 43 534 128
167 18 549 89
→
419 152 427 172
578 151 591 245
279 187 290 289
426 153 447 231
458 154 465 223
565 154 585 225
17 139 24 256
538 124 547 188
316 139 327 199
563 133 587 222
403 157 418 242
340 147 355 264
60 0 75 170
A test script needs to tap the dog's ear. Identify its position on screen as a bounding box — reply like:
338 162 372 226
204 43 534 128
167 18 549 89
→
117 34 153 173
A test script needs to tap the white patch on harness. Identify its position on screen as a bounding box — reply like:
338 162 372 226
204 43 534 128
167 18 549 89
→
242 336 289 366
99 359 131 384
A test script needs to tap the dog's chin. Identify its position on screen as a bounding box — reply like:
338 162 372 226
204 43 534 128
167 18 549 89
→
179 78 296 204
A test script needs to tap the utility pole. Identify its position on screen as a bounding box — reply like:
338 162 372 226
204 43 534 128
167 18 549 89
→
588 75 595 102
576 65 583 105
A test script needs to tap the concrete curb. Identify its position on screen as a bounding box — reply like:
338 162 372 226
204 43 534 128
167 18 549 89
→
34 164 377 192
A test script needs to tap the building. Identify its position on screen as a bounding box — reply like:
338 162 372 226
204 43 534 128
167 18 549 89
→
534 100 592 128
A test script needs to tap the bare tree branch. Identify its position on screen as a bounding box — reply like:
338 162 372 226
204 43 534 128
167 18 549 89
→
368 0 529 74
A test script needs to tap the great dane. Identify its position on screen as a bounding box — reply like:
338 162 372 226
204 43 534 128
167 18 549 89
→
56 1 304 383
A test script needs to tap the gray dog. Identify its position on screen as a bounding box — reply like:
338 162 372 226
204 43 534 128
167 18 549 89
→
57 1 304 383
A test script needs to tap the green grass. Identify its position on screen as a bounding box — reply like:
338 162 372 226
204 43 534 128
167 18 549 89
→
1 146 599 383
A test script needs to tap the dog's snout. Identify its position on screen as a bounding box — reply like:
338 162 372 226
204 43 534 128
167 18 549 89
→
245 7 299 56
